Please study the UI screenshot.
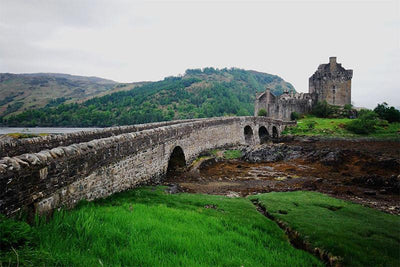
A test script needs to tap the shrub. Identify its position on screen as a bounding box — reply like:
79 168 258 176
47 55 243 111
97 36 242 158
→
257 108 267 117
343 103 353 110
374 102 400 123
0 215 34 250
305 120 317 129
377 119 389 128
290 112 300 121
312 101 333 118
346 110 378 134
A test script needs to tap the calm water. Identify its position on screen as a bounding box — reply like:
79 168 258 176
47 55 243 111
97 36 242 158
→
0 127 103 135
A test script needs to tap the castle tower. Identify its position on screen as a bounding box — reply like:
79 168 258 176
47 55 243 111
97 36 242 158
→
329 57 337 72
309 57 353 106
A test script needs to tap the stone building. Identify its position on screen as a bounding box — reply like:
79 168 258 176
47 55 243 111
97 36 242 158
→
255 57 352 120
254 89 314 120
309 57 353 106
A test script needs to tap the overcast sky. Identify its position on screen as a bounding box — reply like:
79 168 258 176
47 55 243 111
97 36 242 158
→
0 0 399 108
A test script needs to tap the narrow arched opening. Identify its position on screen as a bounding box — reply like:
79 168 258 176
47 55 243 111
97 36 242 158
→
166 146 186 177
272 126 278 139
258 126 270 144
244 125 254 145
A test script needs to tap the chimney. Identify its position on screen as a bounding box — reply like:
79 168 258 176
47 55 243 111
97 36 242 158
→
330 57 337 72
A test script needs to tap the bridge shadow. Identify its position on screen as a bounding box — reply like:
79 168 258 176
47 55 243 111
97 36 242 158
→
244 125 254 145
258 126 270 144
166 146 186 178
272 126 278 139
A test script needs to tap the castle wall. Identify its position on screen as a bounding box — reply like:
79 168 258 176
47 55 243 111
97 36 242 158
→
266 99 312 120
255 91 313 121
309 57 352 106
0 117 293 217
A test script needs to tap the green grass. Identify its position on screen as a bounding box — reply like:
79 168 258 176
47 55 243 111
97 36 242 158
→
223 149 242 159
283 116 400 138
208 149 242 159
249 191 400 267
209 149 219 157
1 187 321 266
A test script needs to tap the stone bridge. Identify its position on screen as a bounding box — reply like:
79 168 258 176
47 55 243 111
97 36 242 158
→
0 116 294 217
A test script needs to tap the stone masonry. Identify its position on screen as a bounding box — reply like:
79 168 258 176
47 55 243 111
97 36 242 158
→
255 57 352 120
309 57 353 106
0 116 294 217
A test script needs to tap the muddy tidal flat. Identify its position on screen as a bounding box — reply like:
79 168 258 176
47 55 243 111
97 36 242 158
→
164 138 400 215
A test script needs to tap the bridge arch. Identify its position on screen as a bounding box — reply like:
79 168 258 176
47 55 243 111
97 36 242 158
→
244 125 254 145
166 146 186 177
258 126 270 144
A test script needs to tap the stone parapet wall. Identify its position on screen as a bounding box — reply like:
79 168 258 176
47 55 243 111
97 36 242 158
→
0 119 200 158
0 117 290 217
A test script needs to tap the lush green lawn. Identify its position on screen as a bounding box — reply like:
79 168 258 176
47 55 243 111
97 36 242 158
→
249 191 400 267
1 187 321 266
283 116 400 138
2 188 398 266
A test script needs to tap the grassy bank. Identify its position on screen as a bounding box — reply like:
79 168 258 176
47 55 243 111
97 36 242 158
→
249 191 400 267
283 116 400 139
0 187 321 266
2 188 398 266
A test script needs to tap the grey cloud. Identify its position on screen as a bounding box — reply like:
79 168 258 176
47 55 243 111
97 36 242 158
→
0 0 398 108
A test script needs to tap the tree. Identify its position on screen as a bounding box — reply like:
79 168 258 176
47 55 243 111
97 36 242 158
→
343 103 353 110
346 110 378 134
257 109 268 117
290 112 300 121
312 101 333 118
374 102 400 123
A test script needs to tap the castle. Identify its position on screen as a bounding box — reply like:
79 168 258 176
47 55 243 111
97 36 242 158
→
255 57 353 120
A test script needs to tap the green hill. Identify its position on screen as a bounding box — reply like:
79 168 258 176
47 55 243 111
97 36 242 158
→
0 68 295 127
0 73 148 116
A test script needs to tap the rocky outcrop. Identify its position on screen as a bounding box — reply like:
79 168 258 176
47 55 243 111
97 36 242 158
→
243 144 347 167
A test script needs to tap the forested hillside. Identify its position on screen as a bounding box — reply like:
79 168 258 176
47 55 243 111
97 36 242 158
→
0 68 295 127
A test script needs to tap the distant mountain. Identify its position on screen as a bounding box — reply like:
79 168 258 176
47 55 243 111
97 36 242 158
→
0 68 295 127
0 73 145 116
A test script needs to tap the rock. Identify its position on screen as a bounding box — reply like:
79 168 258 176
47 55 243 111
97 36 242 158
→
302 137 318 143
23 154 41 165
164 184 181 194
226 191 240 198
320 150 343 166
303 180 317 190
242 144 304 163
364 190 376 196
